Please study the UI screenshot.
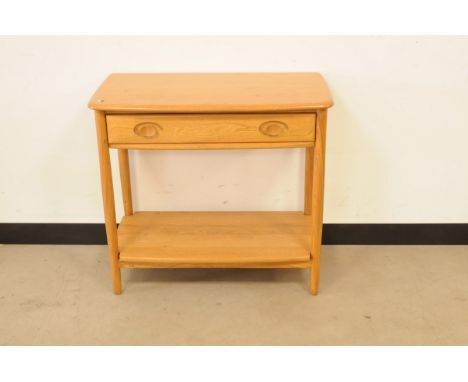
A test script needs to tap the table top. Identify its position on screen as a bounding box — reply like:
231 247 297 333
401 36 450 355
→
88 73 333 113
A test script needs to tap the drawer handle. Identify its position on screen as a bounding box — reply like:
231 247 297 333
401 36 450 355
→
258 121 288 137
134 122 162 138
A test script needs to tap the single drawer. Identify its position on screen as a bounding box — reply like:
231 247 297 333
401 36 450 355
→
106 114 316 144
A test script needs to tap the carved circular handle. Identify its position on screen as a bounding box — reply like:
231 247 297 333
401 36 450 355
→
258 121 288 137
133 122 162 138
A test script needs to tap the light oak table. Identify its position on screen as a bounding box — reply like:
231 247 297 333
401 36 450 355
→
89 73 333 295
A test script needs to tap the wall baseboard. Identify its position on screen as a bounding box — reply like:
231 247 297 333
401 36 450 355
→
0 223 467 245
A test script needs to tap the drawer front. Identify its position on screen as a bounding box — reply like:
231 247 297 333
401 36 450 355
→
106 114 316 144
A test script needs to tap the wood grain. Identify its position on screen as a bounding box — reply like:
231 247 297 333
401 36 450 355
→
118 149 133 216
117 212 313 267
120 261 312 269
90 72 332 295
310 110 327 295
304 146 314 215
89 73 333 113
109 142 314 150
94 111 122 294
106 113 316 144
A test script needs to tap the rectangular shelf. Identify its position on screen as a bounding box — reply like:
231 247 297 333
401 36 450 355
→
118 212 313 268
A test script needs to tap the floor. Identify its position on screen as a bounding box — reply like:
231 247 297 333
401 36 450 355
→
0 244 467 345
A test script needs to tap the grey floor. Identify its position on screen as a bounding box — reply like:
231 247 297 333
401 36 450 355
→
0 244 467 345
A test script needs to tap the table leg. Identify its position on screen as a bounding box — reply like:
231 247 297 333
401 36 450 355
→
309 110 327 295
118 149 133 216
95 111 122 294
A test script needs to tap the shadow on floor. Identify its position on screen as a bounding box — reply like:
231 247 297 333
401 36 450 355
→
124 267 309 288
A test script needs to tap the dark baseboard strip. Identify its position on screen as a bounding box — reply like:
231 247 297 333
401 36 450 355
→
1 223 467 245
0 224 108 245
322 224 468 245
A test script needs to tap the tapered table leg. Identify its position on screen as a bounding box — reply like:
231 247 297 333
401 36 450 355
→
95 111 122 294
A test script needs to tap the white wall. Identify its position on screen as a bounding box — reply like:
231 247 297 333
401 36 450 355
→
1 36 467 223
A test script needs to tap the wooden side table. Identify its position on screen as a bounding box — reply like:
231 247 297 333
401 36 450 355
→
89 73 333 295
